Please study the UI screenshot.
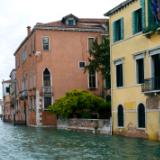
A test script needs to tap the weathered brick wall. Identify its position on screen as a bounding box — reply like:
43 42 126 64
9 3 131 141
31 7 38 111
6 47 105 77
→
42 111 57 126
28 111 36 125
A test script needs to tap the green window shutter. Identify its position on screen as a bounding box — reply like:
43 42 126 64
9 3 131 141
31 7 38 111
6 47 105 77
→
147 0 156 30
132 11 136 34
112 21 116 42
140 0 146 31
120 18 124 40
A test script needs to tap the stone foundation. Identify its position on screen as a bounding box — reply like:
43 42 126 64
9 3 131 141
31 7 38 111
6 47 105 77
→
57 118 112 135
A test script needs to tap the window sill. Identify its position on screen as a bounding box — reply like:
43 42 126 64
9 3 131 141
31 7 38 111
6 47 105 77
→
137 127 145 130
88 88 97 91
117 126 125 129
43 49 50 52
134 83 143 87
116 86 124 89
113 39 124 44
133 31 143 36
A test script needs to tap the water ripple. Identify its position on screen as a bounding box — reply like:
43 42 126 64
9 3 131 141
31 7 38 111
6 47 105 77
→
0 121 159 159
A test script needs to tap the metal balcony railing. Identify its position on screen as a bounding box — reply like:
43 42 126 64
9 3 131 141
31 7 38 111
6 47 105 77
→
42 86 52 94
142 77 160 93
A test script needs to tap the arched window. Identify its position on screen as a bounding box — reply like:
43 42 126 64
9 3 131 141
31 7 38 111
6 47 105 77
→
118 105 124 127
43 68 52 109
138 103 145 128
43 68 51 86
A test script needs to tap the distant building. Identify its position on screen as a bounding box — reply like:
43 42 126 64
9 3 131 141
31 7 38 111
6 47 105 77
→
106 0 160 140
10 69 26 124
2 80 13 122
14 14 108 126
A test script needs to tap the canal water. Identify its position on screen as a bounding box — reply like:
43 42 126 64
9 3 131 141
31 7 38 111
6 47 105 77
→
0 121 160 160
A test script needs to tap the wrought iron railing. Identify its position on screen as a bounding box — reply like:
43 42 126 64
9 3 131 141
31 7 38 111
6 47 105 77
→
42 86 52 93
142 77 160 93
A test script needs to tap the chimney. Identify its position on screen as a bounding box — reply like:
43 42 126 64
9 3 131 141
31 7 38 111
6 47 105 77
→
27 26 31 35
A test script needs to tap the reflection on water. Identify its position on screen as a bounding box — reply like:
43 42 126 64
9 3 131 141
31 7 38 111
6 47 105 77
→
0 121 160 160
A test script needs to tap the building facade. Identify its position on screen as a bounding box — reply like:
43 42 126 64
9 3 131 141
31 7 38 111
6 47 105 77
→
106 0 160 140
14 14 108 126
2 80 13 122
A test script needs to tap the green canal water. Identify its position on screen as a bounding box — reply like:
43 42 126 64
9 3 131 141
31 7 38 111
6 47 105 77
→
0 121 160 160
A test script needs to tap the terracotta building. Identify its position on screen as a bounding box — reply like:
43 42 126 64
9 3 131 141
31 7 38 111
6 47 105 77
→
14 14 108 126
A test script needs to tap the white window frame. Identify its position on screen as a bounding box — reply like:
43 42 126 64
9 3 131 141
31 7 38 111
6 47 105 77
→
117 104 125 128
87 71 98 89
66 18 76 26
79 61 86 69
114 59 124 88
136 103 146 130
87 37 96 52
42 36 50 51
42 68 53 110
149 48 160 78
134 53 144 84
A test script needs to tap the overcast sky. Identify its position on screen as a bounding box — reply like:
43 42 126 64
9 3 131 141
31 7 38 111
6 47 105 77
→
0 0 124 98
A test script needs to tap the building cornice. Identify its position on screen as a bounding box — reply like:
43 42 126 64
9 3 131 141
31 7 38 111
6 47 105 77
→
34 26 105 33
104 0 137 16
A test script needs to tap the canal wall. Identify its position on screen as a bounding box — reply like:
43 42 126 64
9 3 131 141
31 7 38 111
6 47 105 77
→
57 118 112 135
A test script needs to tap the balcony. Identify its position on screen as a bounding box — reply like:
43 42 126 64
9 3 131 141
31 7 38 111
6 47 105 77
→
142 77 160 94
19 90 28 100
41 86 53 96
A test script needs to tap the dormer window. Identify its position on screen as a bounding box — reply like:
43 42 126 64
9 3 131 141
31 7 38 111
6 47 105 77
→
66 18 76 26
62 14 78 26
68 19 74 26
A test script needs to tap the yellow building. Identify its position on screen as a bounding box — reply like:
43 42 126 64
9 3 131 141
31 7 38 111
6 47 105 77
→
105 0 160 140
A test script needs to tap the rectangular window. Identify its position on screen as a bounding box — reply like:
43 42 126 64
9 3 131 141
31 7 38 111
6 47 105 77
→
79 61 85 68
66 18 76 26
22 77 27 90
88 38 95 51
43 37 49 51
113 18 124 42
22 49 27 63
132 8 142 34
6 87 10 93
136 58 144 84
89 70 96 89
116 64 123 87
44 96 52 109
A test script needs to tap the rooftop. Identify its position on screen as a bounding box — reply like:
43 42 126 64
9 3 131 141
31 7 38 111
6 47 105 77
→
14 14 108 56
105 0 136 16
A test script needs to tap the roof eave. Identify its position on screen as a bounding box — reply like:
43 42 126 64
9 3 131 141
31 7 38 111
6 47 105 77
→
14 29 35 56
104 0 136 16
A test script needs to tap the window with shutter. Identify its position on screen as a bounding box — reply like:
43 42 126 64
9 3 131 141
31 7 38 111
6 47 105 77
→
136 58 144 84
112 18 124 42
112 21 116 42
132 9 143 34
116 63 123 87
120 18 124 39
140 0 146 30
